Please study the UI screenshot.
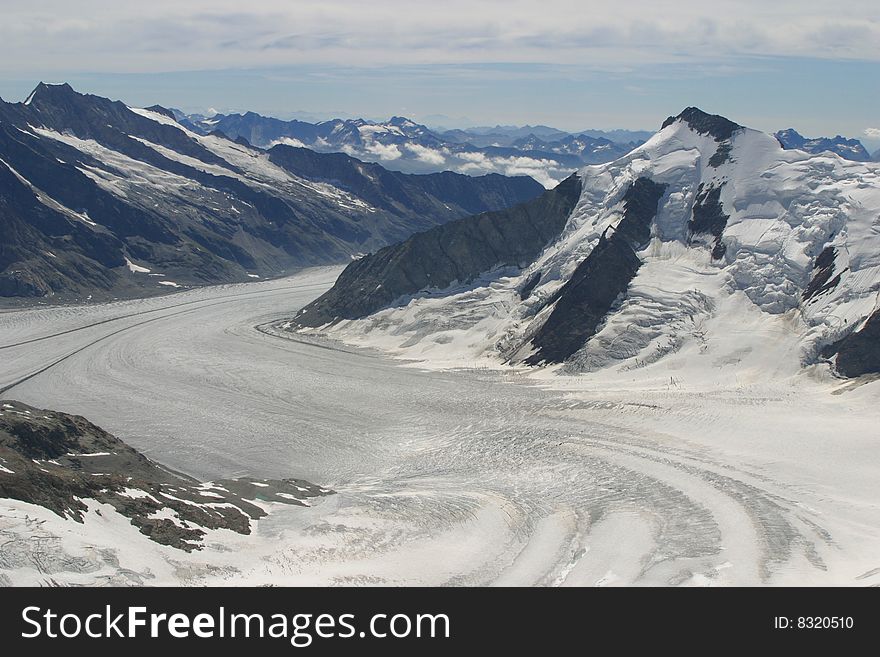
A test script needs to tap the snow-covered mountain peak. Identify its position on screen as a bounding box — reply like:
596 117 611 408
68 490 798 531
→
296 108 880 383
660 106 743 142
388 116 418 127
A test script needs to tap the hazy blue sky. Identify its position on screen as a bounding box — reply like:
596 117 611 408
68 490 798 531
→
1 1 877 145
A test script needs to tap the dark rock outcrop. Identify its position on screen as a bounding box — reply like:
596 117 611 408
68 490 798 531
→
688 183 730 259
295 174 583 326
518 271 542 300
820 309 880 378
0 401 331 551
803 246 845 301
525 178 667 365
662 107 742 142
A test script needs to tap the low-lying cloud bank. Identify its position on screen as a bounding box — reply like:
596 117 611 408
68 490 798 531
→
331 141 573 187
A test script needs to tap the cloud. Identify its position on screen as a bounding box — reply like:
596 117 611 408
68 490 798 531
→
403 143 448 165
362 141 402 161
1 1 879 75
447 150 570 188
487 155 568 188
864 128 880 139
341 139 570 188
457 151 490 164
271 136 307 148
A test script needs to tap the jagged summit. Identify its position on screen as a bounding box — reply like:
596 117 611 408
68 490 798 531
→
23 81 79 106
28 81 76 95
775 127 805 147
144 104 177 120
661 107 743 141
388 116 418 127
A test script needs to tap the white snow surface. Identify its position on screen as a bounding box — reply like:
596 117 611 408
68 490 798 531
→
315 118 880 383
30 108 378 219
1 269 879 586
125 258 151 274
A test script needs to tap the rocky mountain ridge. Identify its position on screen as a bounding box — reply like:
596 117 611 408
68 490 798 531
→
0 400 330 551
0 83 542 300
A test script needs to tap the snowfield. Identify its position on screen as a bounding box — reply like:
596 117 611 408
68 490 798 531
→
1 268 879 586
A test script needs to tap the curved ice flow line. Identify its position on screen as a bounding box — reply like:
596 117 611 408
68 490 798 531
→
0 275 871 586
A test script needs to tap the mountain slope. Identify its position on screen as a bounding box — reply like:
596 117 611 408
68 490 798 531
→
296 175 582 326
289 108 880 380
0 83 542 300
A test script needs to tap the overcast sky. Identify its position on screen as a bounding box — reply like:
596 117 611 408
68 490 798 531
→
1 1 877 142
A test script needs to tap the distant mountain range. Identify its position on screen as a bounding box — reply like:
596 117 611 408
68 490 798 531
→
439 125 655 148
0 83 542 300
180 108 880 181
178 111 646 187
775 128 873 162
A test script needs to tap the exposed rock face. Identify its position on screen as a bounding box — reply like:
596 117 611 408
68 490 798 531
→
821 309 880 378
688 184 730 259
525 178 667 364
295 174 583 326
662 107 742 142
0 401 330 551
0 155 127 298
0 83 543 301
803 246 844 301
